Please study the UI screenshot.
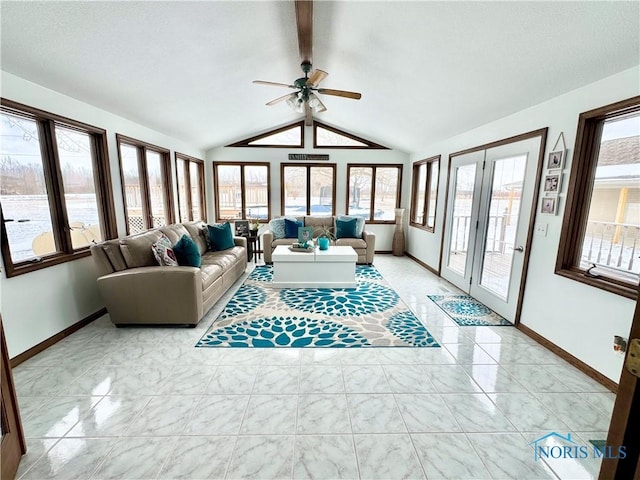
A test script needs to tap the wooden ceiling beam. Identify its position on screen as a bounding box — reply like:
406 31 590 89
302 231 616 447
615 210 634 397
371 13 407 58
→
295 0 313 65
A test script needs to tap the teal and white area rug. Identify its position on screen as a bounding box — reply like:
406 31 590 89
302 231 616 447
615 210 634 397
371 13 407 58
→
427 294 512 327
196 265 440 348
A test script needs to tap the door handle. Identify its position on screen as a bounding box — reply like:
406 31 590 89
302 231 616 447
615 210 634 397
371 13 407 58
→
514 246 524 252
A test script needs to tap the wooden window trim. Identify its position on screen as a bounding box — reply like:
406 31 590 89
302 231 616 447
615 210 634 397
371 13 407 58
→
213 162 271 222
175 152 206 222
556 96 640 299
281 163 337 216
226 121 304 148
116 134 174 234
345 164 403 224
313 121 389 149
0 99 117 278
410 155 440 233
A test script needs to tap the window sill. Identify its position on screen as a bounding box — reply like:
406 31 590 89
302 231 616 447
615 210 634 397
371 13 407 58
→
555 266 637 300
4 249 92 278
409 222 435 233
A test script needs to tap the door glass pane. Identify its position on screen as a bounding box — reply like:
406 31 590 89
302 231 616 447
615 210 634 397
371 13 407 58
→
283 166 307 216
479 155 527 299
310 166 334 216
374 167 399 221
189 161 201 221
447 163 477 275
146 151 166 228
120 144 144 234
413 163 426 223
56 125 102 249
0 112 57 261
176 158 188 222
217 165 242 219
579 113 640 283
427 161 439 228
244 165 268 220
348 167 372 219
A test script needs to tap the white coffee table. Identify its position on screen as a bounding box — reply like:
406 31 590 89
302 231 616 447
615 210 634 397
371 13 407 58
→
271 245 357 288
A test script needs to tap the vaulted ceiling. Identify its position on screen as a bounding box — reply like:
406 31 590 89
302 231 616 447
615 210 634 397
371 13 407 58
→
1 1 638 153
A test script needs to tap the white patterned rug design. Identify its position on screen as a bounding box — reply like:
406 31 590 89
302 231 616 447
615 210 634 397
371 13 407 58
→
196 265 440 348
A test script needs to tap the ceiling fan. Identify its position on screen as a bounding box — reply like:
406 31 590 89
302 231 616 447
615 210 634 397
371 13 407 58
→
253 0 362 125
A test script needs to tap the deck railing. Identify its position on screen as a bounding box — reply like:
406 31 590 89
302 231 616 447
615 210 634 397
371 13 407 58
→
582 220 640 275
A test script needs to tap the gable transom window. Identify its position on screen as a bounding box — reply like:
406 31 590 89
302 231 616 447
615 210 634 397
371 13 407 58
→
556 96 640 298
281 163 336 217
313 121 388 149
346 164 402 222
226 122 304 148
0 99 117 277
214 162 270 221
116 134 174 235
175 153 206 222
410 156 440 232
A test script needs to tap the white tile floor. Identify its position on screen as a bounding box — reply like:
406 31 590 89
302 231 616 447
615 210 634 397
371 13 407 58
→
12 255 614 479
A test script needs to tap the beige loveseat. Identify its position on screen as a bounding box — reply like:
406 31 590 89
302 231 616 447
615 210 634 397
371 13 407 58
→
90 221 247 327
263 216 375 265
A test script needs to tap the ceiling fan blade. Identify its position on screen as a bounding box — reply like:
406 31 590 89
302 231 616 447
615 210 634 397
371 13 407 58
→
253 80 296 88
307 69 328 87
305 102 313 126
295 0 313 64
317 88 362 100
266 92 296 106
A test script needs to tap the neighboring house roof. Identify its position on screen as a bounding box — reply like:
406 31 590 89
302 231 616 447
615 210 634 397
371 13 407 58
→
599 136 639 167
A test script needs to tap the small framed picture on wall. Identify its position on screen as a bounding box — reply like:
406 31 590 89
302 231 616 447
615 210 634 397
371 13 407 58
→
543 173 562 193
547 150 564 170
540 196 558 215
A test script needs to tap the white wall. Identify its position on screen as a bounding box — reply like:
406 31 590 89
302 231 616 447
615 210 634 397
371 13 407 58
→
1 72 204 358
408 66 639 382
206 124 411 251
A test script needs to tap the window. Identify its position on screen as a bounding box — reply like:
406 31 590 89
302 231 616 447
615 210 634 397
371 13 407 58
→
557 96 640 298
116 134 174 234
410 156 440 231
226 121 304 148
214 162 270 221
175 153 206 222
313 121 388 149
346 164 402 222
0 99 116 277
282 164 336 216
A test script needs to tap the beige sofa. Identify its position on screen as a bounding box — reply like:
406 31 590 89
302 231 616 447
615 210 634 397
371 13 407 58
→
90 221 247 327
263 216 375 264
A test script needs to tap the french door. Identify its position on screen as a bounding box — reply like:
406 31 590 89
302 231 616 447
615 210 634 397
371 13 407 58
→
442 134 543 322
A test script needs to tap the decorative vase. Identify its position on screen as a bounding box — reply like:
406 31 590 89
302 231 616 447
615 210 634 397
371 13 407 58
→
392 208 405 256
318 237 330 250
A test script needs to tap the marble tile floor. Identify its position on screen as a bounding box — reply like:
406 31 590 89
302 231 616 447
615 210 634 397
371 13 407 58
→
12 255 614 479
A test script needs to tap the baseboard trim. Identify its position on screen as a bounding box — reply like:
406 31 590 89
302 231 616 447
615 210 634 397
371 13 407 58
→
375 250 392 254
405 252 440 276
10 308 107 368
517 323 618 393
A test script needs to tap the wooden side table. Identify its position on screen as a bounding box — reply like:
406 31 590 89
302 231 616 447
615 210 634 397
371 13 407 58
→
246 232 261 262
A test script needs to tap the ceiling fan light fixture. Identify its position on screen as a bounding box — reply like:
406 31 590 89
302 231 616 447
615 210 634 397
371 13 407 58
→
308 93 327 113
286 93 305 113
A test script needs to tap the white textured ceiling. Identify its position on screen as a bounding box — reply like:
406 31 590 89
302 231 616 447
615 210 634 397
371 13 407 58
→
1 1 638 153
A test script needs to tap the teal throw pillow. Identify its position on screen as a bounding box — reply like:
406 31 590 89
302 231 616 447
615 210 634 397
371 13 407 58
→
269 218 286 239
173 234 201 267
338 215 365 238
336 217 358 239
284 218 303 238
207 222 235 251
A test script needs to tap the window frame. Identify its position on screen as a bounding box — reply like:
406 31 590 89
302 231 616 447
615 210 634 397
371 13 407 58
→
116 134 174 235
226 121 304 148
174 152 206 222
312 121 388 149
410 155 440 232
213 162 271 222
345 164 403 224
556 96 640 299
281 163 337 216
0 98 117 278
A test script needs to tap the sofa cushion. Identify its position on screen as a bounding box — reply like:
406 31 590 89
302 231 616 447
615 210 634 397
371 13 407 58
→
183 221 208 255
337 215 365 238
335 217 358 238
272 238 295 248
202 250 240 270
173 234 201 267
207 222 235 251
120 230 163 268
200 263 223 291
335 238 367 249
269 218 286 239
159 224 191 245
151 234 179 267
284 218 303 238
